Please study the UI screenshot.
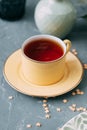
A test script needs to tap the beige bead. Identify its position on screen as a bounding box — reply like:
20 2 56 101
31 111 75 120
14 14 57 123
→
72 49 76 52
63 99 68 103
69 106 76 112
56 108 61 112
72 104 76 108
36 122 42 127
72 92 76 96
26 124 32 128
83 64 87 69
76 108 80 112
74 52 78 55
83 108 87 112
84 63 87 65
43 103 48 107
43 100 47 103
44 107 49 110
45 109 50 113
80 91 84 95
45 114 51 119
77 91 81 95
76 89 80 92
79 107 84 111
8 96 14 100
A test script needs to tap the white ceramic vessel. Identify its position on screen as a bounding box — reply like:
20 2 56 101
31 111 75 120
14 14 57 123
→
34 0 77 38
62 112 87 130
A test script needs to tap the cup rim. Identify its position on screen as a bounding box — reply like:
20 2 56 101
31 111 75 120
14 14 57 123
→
21 34 66 63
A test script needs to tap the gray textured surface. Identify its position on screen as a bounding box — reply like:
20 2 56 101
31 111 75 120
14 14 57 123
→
71 0 87 17
0 0 87 130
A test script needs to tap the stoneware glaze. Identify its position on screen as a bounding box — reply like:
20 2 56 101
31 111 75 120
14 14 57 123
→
34 0 76 38
62 112 87 130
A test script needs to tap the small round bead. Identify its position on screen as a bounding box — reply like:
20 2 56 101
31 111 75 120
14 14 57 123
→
26 124 32 128
63 99 68 103
72 49 76 52
77 91 81 95
74 52 78 55
76 108 80 112
69 106 76 112
43 99 47 103
72 92 76 96
56 108 61 112
80 91 84 95
45 114 51 119
45 109 50 113
72 104 76 108
83 108 87 112
43 103 48 107
44 107 49 110
79 107 84 111
8 96 14 100
36 122 42 127
76 89 80 92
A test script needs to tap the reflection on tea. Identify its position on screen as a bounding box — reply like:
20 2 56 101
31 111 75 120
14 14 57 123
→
24 39 64 62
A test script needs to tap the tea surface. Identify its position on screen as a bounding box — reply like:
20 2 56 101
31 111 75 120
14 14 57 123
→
24 39 64 61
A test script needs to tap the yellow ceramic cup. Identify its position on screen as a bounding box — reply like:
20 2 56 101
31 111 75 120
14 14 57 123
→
21 35 71 86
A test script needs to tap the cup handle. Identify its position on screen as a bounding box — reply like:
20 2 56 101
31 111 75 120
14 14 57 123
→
63 39 71 54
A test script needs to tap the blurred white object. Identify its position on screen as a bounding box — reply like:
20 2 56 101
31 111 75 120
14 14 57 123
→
34 0 76 38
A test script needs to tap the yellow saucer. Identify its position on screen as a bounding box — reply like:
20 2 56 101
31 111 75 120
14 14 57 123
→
3 49 83 98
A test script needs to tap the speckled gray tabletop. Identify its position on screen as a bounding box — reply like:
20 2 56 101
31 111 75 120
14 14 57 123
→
0 0 87 130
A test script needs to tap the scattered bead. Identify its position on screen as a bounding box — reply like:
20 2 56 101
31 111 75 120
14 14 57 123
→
72 49 76 53
42 100 51 118
80 91 84 95
43 103 48 107
45 109 50 113
26 124 32 128
45 114 51 119
63 99 68 103
76 108 80 112
79 107 84 111
72 104 76 108
74 52 78 55
72 89 84 96
56 108 61 112
36 122 42 127
69 106 76 112
72 49 78 55
72 92 76 96
83 108 87 112
76 89 80 92
43 99 47 103
77 91 81 95
83 64 87 69
8 96 14 100
84 64 87 66
76 89 84 95
44 107 49 111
